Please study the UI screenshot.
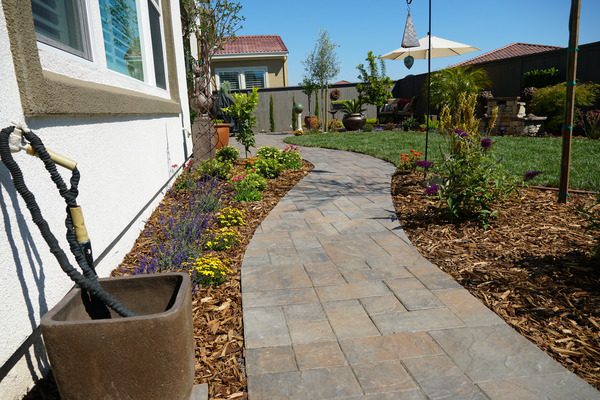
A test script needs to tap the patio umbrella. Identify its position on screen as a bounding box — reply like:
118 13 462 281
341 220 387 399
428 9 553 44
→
381 35 478 162
381 35 478 61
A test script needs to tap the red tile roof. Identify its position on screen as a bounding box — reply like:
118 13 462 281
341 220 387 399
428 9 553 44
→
215 35 288 55
453 43 562 67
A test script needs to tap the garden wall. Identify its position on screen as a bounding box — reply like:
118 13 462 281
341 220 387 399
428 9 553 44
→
392 40 600 118
248 83 377 133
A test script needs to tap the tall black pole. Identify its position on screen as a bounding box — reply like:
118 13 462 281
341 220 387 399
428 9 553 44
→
425 0 432 162
558 0 580 203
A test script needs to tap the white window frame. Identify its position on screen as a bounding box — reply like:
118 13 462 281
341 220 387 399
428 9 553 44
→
214 67 268 90
34 0 170 96
32 0 92 60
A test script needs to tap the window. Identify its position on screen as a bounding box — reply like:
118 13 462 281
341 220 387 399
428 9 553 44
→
147 0 166 88
244 70 265 89
31 0 90 58
217 71 240 90
216 68 266 90
99 0 144 81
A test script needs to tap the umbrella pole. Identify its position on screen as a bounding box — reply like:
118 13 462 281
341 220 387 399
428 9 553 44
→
425 0 432 164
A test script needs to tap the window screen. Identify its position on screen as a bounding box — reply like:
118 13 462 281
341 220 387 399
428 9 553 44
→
148 0 166 88
32 0 89 58
218 71 240 90
99 0 144 80
244 70 265 88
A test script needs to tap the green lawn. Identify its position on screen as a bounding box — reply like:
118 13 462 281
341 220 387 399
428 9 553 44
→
284 131 600 191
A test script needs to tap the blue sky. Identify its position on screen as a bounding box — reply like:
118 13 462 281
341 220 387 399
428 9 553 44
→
238 0 600 86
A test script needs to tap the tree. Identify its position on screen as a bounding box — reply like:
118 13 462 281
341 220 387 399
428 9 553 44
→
223 88 259 157
302 30 340 130
180 0 244 163
300 77 319 115
356 51 393 120
430 66 491 112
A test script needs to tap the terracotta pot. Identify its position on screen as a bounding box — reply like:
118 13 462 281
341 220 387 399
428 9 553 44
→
41 273 196 400
215 123 230 149
342 113 366 131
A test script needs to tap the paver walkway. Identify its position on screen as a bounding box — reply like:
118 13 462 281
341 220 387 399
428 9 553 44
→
239 134 600 400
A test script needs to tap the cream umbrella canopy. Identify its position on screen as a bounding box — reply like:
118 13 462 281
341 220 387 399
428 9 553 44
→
381 35 478 60
381 35 478 162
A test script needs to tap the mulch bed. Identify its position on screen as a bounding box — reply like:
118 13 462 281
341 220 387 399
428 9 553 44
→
24 160 313 400
391 171 600 389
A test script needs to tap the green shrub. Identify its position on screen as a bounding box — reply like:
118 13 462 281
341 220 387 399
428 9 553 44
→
366 118 378 125
216 146 239 163
254 157 283 178
578 109 600 139
402 117 419 131
430 66 491 111
434 93 515 227
256 146 282 160
523 67 561 88
384 122 396 131
231 171 266 201
531 82 599 134
363 123 374 132
280 147 303 169
197 159 232 180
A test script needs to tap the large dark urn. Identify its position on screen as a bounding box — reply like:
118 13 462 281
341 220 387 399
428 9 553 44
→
342 113 366 131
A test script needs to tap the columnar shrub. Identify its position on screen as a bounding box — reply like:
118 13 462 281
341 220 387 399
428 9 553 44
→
269 94 276 132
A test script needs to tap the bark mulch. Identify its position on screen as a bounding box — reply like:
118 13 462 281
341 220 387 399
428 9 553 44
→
23 160 313 400
391 171 600 390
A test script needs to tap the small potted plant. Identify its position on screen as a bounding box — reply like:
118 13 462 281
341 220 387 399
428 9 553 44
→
338 99 366 131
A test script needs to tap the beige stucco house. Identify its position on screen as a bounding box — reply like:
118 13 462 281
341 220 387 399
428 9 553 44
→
211 35 289 90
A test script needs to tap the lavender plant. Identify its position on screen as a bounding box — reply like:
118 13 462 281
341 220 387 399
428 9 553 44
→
135 177 223 277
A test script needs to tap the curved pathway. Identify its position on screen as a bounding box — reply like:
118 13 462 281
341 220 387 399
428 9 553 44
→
240 134 599 400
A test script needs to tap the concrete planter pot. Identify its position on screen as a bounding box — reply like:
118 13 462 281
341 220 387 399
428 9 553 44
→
41 273 196 400
342 113 366 131
215 123 231 149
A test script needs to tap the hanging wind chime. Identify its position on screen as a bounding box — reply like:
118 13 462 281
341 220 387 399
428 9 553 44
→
401 0 420 69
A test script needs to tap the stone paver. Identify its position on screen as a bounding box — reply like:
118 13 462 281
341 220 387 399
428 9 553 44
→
240 134 600 400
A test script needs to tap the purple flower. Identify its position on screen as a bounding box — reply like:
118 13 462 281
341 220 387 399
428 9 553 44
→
480 138 493 150
454 129 468 138
523 170 543 181
425 184 440 196
415 160 433 169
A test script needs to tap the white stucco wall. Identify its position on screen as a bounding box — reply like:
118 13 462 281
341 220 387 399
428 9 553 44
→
0 1 192 398
0 116 190 400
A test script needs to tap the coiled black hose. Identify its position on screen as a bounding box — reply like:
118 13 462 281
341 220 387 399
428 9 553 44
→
0 126 135 317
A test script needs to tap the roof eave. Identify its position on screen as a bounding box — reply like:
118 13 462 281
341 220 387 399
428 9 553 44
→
212 52 288 60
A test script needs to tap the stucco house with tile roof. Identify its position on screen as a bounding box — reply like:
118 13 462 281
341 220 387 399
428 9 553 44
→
211 35 289 90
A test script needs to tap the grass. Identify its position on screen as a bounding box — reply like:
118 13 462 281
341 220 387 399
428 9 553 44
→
285 131 600 192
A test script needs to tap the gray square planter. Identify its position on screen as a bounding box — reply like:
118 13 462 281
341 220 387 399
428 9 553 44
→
41 272 196 400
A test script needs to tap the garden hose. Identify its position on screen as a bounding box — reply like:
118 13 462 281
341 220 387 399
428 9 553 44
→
0 125 135 317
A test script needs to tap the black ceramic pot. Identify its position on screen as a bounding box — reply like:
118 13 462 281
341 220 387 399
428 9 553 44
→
342 113 365 131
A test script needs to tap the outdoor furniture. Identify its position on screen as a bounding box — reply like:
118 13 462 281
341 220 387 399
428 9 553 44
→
379 97 415 122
